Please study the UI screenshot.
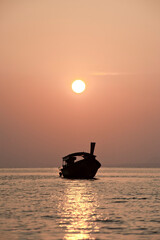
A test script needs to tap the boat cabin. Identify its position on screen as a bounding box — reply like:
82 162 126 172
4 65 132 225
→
62 152 95 167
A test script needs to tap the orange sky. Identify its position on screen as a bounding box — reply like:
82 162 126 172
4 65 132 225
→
0 0 160 167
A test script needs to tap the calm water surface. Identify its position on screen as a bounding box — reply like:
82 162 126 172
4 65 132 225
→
0 168 160 240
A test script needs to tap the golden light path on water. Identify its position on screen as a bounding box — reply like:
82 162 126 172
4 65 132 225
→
58 180 99 240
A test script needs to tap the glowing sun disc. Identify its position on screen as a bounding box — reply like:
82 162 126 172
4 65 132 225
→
72 80 86 93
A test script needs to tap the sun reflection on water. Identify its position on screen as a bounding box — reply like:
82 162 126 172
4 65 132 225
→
58 181 99 240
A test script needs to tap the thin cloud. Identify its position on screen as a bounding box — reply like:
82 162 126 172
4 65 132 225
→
90 72 160 76
91 72 136 76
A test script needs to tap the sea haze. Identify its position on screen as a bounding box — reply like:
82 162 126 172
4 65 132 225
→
0 168 160 240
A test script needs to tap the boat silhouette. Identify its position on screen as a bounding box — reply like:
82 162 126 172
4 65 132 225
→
59 142 101 179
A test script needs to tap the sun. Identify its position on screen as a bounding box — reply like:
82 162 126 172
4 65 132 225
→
72 80 86 94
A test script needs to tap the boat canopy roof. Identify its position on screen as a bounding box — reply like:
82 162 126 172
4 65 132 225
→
63 152 95 161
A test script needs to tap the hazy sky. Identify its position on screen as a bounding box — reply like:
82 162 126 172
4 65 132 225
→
0 0 160 167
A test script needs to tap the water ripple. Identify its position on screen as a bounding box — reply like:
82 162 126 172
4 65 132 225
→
0 168 160 240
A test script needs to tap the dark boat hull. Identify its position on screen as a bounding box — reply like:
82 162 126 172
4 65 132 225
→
61 159 101 179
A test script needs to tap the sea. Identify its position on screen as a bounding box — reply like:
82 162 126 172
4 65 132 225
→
0 168 160 240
